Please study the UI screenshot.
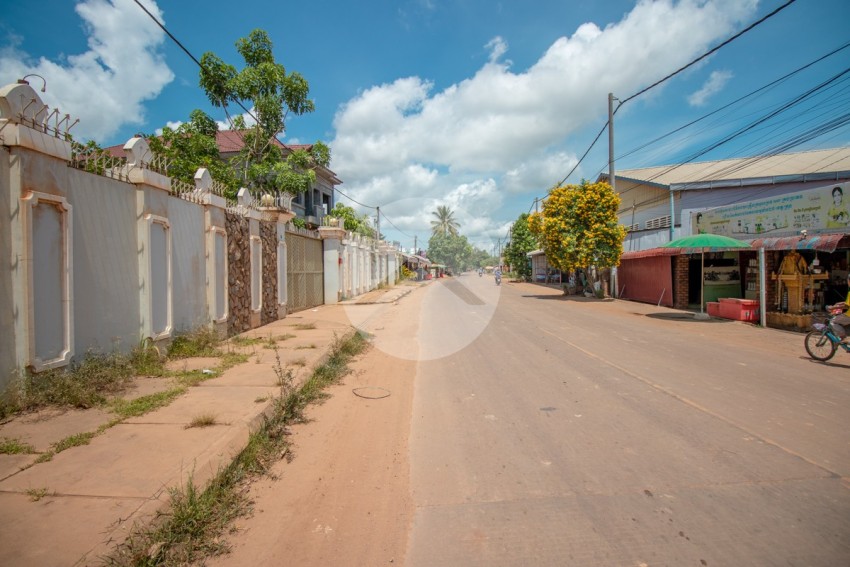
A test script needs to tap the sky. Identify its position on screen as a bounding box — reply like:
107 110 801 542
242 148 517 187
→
2 0 849 252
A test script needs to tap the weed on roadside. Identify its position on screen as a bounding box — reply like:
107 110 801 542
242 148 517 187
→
228 336 263 347
262 333 295 349
291 323 316 331
26 487 52 502
0 437 36 454
185 414 218 429
167 328 222 359
106 331 368 566
111 388 186 420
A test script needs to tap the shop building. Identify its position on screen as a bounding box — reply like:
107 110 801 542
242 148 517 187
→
602 148 850 328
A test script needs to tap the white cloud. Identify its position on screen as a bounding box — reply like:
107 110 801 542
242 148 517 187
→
330 0 758 245
503 152 578 194
687 69 734 107
0 0 173 141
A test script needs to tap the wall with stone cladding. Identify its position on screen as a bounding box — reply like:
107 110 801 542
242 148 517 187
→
226 212 251 336
260 221 279 325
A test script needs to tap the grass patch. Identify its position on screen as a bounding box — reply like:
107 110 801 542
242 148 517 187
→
167 328 222 359
26 487 51 502
254 395 269 403
262 333 295 349
228 336 264 347
295 344 317 350
185 413 218 429
0 437 36 455
290 358 307 367
112 388 186 420
53 431 96 453
291 323 316 331
106 331 367 565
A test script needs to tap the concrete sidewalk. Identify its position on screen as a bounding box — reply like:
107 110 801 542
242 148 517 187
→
340 279 431 305
0 302 370 566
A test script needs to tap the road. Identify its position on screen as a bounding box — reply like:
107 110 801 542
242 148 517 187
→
215 274 850 566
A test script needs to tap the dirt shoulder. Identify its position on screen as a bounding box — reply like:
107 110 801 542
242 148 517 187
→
208 338 416 566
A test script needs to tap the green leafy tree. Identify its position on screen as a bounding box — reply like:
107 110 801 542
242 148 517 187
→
528 180 626 282
503 213 537 281
147 110 240 197
427 233 474 273
329 203 375 237
430 205 460 236
198 29 330 195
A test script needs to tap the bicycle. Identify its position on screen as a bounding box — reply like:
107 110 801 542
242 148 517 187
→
804 305 850 361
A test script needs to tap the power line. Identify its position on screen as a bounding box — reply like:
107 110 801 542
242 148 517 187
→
335 187 377 209
378 210 413 239
615 0 798 109
538 0 797 205
595 39 850 178
132 0 260 127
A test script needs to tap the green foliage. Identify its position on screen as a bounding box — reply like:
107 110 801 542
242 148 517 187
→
528 180 626 273
290 217 307 229
0 437 36 455
503 213 537 281
147 110 240 199
70 139 113 175
167 327 222 359
430 205 460 236
427 233 474 273
197 29 330 197
329 203 375 237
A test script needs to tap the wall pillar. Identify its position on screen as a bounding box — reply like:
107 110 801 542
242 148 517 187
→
318 226 347 304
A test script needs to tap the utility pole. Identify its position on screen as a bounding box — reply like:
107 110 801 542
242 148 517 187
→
414 235 417 255
608 92 616 195
608 92 618 298
375 206 381 241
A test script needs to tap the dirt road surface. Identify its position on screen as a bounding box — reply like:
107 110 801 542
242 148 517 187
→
211 275 850 566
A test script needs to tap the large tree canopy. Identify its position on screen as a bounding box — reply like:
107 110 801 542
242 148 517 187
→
503 213 537 281
197 29 330 196
528 180 626 275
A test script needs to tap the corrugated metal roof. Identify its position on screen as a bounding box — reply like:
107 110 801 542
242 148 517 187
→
745 233 847 252
621 248 684 260
609 147 850 188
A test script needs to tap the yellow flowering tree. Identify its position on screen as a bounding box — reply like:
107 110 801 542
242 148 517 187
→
528 180 626 285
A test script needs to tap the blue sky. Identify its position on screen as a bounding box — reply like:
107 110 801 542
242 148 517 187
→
2 0 849 250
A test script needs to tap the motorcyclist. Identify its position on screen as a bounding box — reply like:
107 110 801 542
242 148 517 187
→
494 266 502 285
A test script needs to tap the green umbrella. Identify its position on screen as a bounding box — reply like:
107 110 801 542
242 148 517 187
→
662 233 751 316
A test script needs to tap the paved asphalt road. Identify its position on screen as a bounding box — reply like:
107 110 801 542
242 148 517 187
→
404 274 850 566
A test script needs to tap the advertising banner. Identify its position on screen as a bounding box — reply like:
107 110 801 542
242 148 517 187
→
693 181 850 236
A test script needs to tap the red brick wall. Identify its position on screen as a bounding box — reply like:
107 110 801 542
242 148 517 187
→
674 256 689 309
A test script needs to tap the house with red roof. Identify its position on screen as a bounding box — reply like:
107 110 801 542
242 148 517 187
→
107 129 341 225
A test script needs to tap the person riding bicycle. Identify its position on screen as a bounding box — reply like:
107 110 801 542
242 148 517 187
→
829 273 850 340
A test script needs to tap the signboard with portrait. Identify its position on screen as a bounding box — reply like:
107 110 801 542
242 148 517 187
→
692 181 850 236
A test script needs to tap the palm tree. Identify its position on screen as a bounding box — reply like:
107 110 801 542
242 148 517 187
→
430 205 461 236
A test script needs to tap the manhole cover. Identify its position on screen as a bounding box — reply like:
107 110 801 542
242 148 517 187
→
352 387 391 399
